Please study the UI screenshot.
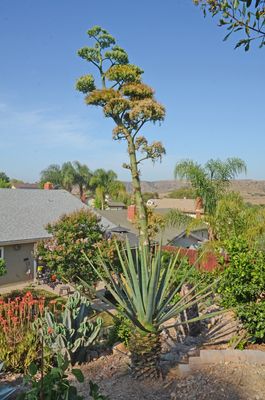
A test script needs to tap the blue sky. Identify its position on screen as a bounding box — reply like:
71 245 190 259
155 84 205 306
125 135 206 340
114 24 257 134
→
0 0 264 182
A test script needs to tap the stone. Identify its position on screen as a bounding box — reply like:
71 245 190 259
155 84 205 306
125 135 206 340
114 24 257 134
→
160 352 177 362
112 342 129 355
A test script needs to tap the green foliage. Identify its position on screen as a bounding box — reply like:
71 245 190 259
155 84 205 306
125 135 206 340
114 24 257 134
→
85 242 221 333
193 0 265 50
218 237 265 341
0 259 7 277
89 381 109 400
18 354 84 400
44 292 102 364
40 161 93 197
142 192 159 202
213 192 265 245
108 307 132 347
90 168 125 209
218 238 265 306
40 164 63 187
76 74 96 93
35 209 105 284
0 172 10 183
167 187 196 199
0 329 39 373
237 301 265 340
107 180 128 204
81 242 222 378
0 179 11 188
161 251 217 293
174 158 246 215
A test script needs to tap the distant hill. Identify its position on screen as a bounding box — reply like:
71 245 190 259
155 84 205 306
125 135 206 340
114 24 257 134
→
123 180 265 205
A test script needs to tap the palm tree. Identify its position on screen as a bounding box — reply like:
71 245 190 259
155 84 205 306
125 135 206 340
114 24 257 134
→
40 164 63 188
72 161 93 199
108 180 127 202
90 169 119 209
174 158 247 216
61 162 76 192
40 162 93 198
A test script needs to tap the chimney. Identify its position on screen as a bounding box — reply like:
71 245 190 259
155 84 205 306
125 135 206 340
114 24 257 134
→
44 182 53 190
195 197 203 219
127 204 136 222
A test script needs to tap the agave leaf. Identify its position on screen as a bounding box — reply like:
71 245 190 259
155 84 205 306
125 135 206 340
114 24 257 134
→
115 241 136 297
146 248 161 324
161 309 227 332
0 386 16 399
159 290 213 325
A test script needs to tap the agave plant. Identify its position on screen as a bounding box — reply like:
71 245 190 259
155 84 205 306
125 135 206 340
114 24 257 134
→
82 242 222 379
45 291 102 364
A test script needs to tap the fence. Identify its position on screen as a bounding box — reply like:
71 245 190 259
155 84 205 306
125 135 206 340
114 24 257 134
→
162 246 219 272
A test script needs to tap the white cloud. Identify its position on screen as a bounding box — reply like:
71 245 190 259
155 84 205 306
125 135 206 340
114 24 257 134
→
0 102 109 150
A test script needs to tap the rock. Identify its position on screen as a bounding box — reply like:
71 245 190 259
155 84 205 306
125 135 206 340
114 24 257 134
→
112 342 129 355
160 353 177 362
89 350 99 360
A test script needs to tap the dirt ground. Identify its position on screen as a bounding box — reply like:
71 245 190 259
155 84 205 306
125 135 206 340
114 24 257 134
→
76 352 265 400
1 352 264 399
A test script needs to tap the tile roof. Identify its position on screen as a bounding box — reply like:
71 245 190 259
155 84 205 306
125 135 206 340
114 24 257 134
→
0 189 113 245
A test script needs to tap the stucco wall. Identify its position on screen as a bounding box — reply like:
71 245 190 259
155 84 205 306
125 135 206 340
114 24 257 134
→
0 242 35 285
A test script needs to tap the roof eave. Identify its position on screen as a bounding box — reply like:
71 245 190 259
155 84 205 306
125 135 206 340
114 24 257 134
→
0 235 51 247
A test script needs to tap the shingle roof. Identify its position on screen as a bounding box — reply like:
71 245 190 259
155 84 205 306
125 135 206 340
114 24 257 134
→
0 189 114 245
96 209 191 245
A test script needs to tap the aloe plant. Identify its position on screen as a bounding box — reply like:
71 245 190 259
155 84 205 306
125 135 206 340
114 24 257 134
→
83 242 223 379
45 291 102 364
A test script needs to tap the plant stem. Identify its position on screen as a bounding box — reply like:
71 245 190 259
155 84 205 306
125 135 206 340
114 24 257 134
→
40 335 44 400
127 135 149 246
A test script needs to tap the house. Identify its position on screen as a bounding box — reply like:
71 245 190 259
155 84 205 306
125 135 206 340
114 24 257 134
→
96 205 208 247
0 188 114 286
106 201 126 210
168 228 208 249
11 182 40 189
146 198 204 218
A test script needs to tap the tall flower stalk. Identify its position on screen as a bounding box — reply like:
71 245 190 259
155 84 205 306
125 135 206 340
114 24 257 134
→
76 26 166 245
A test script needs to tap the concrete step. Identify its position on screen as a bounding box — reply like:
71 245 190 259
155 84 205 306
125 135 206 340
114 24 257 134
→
189 349 265 366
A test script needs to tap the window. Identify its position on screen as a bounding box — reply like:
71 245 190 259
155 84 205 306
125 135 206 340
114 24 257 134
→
0 247 4 260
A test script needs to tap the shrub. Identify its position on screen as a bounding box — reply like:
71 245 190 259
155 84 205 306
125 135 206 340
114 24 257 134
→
108 307 132 347
237 301 265 340
35 209 116 285
18 354 84 400
218 237 265 341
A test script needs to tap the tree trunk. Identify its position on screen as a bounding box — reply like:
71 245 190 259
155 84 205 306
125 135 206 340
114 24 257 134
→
79 184 83 200
128 330 161 380
127 135 149 246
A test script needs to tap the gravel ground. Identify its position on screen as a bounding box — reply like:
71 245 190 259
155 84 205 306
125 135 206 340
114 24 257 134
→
76 353 265 400
1 352 264 399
